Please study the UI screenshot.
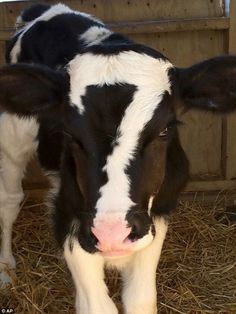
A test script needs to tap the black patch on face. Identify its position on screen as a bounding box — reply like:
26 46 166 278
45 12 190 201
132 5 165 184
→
152 133 189 216
64 83 137 158
54 83 137 251
53 142 102 253
126 92 176 210
126 206 152 241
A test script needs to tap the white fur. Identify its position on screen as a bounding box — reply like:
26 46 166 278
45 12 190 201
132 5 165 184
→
64 238 118 314
100 228 154 260
10 3 103 63
148 195 155 215
64 217 167 313
69 52 172 114
80 26 112 46
69 52 172 223
121 217 168 314
0 113 38 286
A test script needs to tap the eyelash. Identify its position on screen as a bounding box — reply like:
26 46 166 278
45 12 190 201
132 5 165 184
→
159 127 168 137
158 119 181 138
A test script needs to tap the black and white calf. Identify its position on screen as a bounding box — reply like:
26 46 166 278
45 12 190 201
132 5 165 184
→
0 3 236 314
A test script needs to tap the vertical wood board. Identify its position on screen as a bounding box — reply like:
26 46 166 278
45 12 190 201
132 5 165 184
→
226 0 236 180
0 41 6 65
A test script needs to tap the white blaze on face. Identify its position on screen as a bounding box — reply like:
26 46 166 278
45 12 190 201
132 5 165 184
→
69 51 173 221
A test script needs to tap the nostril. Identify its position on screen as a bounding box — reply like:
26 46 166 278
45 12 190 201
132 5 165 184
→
91 227 100 243
126 210 152 241
89 230 99 246
128 225 139 241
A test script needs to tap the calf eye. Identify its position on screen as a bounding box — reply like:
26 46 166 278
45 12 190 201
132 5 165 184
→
158 127 168 138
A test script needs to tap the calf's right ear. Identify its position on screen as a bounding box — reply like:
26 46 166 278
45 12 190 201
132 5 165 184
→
177 55 236 113
0 63 69 116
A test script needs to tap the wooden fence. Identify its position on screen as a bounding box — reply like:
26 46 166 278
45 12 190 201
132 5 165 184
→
0 0 236 193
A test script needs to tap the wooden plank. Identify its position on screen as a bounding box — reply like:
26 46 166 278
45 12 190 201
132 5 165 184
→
0 0 225 27
178 111 223 180
0 41 6 65
181 190 236 204
22 180 236 194
68 0 225 22
22 178 236 194
0 17 230 41
186 180 236 192
225 113 236 180
109 17 230 34
0 29 14 41
225 0 236 180
127 29 226 66
229 0 236 52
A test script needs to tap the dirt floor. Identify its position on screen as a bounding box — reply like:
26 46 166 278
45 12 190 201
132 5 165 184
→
0 192 236 314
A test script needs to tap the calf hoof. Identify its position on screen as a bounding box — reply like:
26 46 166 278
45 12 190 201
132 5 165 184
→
125 303 157 314
0 270 13 288
76 295 119 314
0 256 16 288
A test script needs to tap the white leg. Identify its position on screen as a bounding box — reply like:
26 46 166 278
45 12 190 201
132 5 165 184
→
64 238 118 314
0 113 38 287
0 184 22 286
121 217 168 314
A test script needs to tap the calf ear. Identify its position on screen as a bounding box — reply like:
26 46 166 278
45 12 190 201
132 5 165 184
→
178 55 236 113
0 63 68 116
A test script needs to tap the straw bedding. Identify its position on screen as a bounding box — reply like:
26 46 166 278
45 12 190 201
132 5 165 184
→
0 192 236 314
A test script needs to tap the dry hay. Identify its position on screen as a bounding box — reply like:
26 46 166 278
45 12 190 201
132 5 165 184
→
0 192 236 314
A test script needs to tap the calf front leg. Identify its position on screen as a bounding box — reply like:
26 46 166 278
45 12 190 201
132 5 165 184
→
64 238 118 314
0 114 38 287
0 185 23 286
121 217 168 314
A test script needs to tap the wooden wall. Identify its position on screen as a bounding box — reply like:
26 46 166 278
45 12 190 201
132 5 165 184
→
0 0 236 192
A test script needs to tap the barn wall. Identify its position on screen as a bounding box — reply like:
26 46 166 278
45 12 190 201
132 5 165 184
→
0 0 235 192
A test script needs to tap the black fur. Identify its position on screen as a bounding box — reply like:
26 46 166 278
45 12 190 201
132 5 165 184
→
1 3 236 253
178 56 236 113
0 63 68 115
21 4 51 22
84 33 168 60
16 13 103 68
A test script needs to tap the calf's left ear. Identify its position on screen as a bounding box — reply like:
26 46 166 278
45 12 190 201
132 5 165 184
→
177 55 236 113
0 63 68 116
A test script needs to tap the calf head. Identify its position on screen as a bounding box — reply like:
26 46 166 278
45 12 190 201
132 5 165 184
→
0 54 236 257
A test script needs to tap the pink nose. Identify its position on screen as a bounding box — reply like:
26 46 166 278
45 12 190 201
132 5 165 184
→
91 219 133 254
